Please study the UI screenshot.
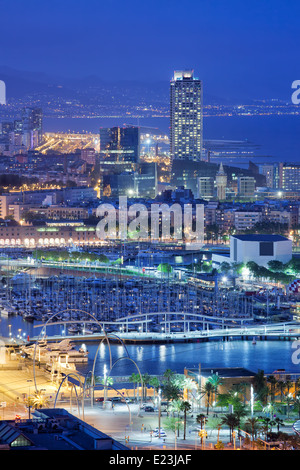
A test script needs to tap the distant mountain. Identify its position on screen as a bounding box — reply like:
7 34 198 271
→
0 66 232 107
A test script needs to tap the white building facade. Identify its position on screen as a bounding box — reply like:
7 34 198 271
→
229 234 292 267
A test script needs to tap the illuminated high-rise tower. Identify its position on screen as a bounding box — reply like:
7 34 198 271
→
170 70 203 162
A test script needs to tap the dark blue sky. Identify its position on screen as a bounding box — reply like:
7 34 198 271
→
0 0 300 101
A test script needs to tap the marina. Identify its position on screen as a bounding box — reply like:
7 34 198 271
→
0 257 300 383
0 263 296 328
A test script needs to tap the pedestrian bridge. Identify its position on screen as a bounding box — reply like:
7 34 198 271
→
28 310 300 343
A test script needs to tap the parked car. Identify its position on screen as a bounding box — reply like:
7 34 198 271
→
153 428 167 438
108 397 122 403
144 406 155 412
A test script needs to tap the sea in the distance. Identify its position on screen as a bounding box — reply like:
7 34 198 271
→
44 114 300 164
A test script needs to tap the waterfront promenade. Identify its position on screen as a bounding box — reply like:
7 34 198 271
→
0 351 298 450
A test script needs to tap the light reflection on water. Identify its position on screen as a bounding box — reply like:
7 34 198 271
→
1 316 299 378
76 339 300 378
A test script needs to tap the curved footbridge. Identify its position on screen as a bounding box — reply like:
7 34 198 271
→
29 311 300 344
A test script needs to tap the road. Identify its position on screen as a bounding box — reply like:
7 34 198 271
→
0 360 297 451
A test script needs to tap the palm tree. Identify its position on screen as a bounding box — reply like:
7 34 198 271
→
196 413 208 446
207 374 223 405
276 380 287 402
129 373 140 400
231 382 248 404
295 378 300 396
267 375 278 403
284 393 294 419
259 417 276 439
169 399 182 420
32 391 50 409
162 381 182 405
142 373 151 401
180 401 191 440
181 376 197 404
220 413 239 443
25 395 35 419
243 417 261 444
285 377 293 396
293 394 300 418
253 370 268 404
163 369 175 383
200 381 215 415
149 376 160 401
274 416 284 433
196 413 208 430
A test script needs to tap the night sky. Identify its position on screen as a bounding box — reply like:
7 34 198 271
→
0 0 300 100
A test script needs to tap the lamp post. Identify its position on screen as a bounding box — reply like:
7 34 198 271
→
27 379 33 419
158 388 161 438
198 429 207 450
174 420 183 450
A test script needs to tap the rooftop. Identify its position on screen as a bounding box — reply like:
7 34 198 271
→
232 234 288 242
186 367 256 378
0 408 128 451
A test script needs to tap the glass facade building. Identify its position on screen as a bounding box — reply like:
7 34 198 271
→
21 107 43 145
99 126 140 164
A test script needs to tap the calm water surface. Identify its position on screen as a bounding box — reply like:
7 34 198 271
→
1 316 299 377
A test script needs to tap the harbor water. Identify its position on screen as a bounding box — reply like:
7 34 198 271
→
1 315 299 378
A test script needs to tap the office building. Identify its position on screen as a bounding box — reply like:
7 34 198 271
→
280 163 300 192
104 162 157 199
21 107 43 147
238 176 256 198
134 162 157 198
99 126 140 164
197 177 214 199
234 210 262 231
259 164 276 188
81 148 96 165
170 70 203 162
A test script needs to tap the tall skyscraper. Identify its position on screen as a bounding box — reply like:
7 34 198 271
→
170 70 203 162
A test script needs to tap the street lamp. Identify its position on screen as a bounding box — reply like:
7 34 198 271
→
27 379 33 419
199 429 207 450
175 420 183 450
158 388 161 438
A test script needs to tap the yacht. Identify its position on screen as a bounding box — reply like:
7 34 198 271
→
22 339 89 363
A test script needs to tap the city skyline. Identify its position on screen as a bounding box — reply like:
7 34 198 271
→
0 0 300 455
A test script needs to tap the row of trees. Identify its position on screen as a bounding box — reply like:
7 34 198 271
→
128 368 300 448
35 249 109 264
25 367 300 448
215 258 300 286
